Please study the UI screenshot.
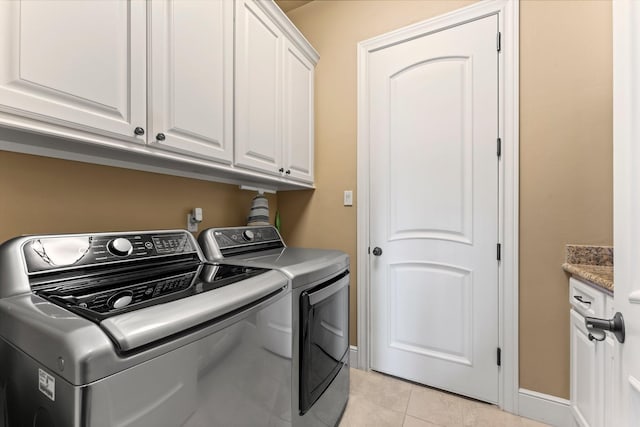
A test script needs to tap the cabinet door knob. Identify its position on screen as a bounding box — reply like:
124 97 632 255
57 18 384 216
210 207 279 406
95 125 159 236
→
279 168 284 173
372 247 383 256
134 127 145 136
285 169 291 175
156 133 166 141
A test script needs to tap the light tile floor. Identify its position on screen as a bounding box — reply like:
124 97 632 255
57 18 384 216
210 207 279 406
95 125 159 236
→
339 369 550 427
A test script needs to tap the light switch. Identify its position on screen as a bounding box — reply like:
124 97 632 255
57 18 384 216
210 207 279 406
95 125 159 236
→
343 190 353 206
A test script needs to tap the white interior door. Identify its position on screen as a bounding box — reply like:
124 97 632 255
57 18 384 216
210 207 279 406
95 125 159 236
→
369 15 500 403
612 1 640 425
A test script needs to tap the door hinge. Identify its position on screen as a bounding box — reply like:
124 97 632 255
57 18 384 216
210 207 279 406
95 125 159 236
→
497 347 502 366
497 243 502 261
497 138 502 158
497 32 501 52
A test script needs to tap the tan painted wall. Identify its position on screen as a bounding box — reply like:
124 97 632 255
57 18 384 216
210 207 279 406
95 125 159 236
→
282 0 613 399
0 151 277 244
519 1 612 398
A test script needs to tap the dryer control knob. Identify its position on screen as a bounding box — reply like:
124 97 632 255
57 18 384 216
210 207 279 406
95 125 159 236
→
107 238 133 256
242 230 255 241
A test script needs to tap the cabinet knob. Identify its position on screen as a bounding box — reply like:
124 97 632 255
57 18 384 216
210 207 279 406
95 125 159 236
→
279 168 284 173
372 247 383 256
156 133 166 141
285 169 291 175
134 127 145 136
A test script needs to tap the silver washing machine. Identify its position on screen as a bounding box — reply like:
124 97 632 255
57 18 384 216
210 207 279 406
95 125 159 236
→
198 226 350 427
0 230 293 426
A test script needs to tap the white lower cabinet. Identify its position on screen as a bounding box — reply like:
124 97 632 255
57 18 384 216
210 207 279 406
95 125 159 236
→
570 277 615 427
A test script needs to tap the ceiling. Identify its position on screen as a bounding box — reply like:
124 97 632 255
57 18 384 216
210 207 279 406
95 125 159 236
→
275 0 314 13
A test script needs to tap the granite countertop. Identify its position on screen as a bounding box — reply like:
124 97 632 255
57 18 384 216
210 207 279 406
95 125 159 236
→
562 244 614 292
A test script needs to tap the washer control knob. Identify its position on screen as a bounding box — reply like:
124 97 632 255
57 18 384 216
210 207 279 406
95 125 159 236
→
107 238 133 256
109 291 133 309
242 230 255 241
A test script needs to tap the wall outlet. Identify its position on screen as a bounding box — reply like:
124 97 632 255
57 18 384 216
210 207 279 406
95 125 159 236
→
187 208 202 232
187 214 198 232
344 190 353 206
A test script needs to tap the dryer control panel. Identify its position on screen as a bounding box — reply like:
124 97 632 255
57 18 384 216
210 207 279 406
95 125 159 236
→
199 226 285 259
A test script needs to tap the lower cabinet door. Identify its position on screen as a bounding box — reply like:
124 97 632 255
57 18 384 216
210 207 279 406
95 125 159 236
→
570 308 603 427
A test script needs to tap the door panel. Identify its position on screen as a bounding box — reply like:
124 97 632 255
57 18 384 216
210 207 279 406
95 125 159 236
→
369 15 499 403
235 0 282 175
613 2 640 425
389 57 472 242
389 262 471 365
0 0 146 140
283 41 314 183
570 309 599 427
149 0 233 162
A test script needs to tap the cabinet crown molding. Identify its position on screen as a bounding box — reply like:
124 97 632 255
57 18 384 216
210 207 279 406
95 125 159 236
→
254 0 319 64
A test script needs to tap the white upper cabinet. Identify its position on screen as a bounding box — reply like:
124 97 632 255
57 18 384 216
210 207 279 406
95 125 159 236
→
0 0 146 141
283 39 314 183
0 0 318 189
235 0 317 184
234 0 283 175
149 0 233 163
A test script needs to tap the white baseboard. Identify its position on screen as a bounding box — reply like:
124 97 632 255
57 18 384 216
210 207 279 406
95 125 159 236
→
518 388 572 427
349 345 358 369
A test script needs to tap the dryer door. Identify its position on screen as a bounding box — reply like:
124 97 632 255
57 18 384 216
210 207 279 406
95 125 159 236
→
299 272 349 414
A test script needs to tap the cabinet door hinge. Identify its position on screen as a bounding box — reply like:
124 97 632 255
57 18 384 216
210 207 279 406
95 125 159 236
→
497 138 502 158
497 347 502 366
497 32 502 52
497 243 502 261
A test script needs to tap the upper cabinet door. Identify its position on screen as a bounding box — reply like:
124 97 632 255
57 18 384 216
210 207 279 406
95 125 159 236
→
234 0 283 176
149 0 233 163
0 0 146 141
283 40 314 183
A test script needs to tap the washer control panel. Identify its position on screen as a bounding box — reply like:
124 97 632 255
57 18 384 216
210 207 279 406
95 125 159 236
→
23 231 198 273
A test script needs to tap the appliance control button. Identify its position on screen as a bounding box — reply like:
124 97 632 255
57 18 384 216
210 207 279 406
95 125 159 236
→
107 238 133 256
109 292 133 309
242 230 255 241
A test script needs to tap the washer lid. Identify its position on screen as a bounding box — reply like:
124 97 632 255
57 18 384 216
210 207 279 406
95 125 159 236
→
100 268 287 352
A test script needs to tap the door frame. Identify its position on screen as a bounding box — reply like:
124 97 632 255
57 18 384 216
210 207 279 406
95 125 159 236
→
612 0 640 425
356 0 520 413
